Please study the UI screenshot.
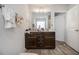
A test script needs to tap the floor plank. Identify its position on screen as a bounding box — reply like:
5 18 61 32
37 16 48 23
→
26 41 79 55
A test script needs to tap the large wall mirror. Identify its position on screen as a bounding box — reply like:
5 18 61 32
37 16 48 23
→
36 17 46 29
31 12 51 31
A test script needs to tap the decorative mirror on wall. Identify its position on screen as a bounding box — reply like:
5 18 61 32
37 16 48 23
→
32 12 51 31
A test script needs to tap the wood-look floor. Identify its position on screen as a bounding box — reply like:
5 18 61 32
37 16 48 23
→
26 41 79 55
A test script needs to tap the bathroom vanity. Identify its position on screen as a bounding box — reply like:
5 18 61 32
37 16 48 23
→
25 32 55 49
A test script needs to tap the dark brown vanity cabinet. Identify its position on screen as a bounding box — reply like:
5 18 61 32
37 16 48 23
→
25 32 55 49
25 33 37 48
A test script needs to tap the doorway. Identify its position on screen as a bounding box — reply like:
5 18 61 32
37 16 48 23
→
54 12 66 41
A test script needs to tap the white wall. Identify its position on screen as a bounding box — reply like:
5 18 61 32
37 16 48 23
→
50 5 69 31
5 4 30 29
55 13 66 41
0 4 30 55
51 4 69 12
66 5 79 52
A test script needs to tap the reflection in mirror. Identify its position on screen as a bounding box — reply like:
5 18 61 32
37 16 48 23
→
31 12 52 32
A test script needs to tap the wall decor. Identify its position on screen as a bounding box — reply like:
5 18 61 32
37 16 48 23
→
15 13 24 25
2 6 16 29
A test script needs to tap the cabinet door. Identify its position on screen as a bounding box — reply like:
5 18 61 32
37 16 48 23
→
25 37 37 49
37 36 44 48
44 37 55 49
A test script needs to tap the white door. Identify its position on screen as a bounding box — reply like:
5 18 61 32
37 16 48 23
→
55 13 66 41
66 6 79 52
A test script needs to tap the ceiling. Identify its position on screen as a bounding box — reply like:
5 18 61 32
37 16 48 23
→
29 4 76 12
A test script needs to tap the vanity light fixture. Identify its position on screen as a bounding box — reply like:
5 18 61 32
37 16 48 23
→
33 8 50 13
